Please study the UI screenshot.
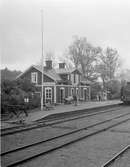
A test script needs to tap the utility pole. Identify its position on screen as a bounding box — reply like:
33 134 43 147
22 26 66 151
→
41 9 44 111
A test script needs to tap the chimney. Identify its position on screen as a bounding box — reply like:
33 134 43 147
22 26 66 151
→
45 60 52 70
59 62 65 69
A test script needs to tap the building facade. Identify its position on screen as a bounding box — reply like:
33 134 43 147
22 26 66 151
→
17 60 91 104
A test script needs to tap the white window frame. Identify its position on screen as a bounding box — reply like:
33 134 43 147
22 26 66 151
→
31 72 38 84
45 87 52 103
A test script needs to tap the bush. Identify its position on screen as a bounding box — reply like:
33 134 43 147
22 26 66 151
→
27 94 41 109
106 80 121 100
1 79 39 114
91 82 102 100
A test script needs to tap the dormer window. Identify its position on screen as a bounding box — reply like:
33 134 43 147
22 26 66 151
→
31 72 38 84
59 63 65 69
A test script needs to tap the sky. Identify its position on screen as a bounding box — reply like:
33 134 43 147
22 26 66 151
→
1 0 130 71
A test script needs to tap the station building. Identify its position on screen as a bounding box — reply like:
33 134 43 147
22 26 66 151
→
17 60 91 104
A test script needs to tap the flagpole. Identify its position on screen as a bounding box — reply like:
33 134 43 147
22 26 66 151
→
41 9 44 111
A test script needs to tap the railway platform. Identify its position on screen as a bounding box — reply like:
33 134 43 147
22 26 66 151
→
1 100 122 129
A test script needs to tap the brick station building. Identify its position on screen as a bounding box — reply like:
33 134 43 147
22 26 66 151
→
17 60 91 104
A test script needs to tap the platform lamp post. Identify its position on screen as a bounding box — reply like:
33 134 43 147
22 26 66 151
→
41 9 44 111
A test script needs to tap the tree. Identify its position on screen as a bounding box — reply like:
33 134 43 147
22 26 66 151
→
1 68 21 81
16 78 36 93
106 79 121 99
68 36 101 81
96 47 119 89
91 82 102 100
118 69 130 83
100 47 119 80
1 79 39 114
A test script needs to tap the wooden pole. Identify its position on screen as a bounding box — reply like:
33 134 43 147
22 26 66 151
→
41 9 44 111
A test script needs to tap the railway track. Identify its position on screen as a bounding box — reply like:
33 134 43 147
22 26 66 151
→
1 105 124 136
101 145 130 167
1 110 130 167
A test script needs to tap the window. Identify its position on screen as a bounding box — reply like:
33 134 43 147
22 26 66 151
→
31 72 38 83
71 88 74 96
71 74 74 84
76 74 79 84
45 87 52 103
76 88 79 96
74 74 76 83
60 87 65 103
67 74 70 80
73 74 79 84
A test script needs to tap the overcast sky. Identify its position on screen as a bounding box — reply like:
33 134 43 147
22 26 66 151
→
1 0 130 71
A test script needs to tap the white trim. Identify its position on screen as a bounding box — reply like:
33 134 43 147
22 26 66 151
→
56 84 73 87
36 82 56 86
36 84 90 88
54 85 56 103
70 68 82 74
56 84 90 88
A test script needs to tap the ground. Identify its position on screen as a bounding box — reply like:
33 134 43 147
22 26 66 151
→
15 120 130 167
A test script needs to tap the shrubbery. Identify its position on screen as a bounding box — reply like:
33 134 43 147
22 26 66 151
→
90 80 121 100
91 82 102 100
1 79 40 114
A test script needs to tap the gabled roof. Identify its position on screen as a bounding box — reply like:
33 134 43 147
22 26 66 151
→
16 65 61 82
55 67 70 74
70 67 82 74
55 67 82 75
34 65 61 81
16 64 83 83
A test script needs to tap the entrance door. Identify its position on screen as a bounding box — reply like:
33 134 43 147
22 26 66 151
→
84 89 87 101
60 88 65 103
45 87 52 103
